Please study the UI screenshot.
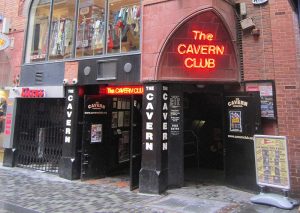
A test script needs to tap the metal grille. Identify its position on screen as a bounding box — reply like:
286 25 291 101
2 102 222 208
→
35 72 44 85
15 98 65 173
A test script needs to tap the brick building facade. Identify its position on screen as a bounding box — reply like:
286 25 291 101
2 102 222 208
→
140 0 300 196
0 0 25 162
236 0 300 195
2 0 300 198
0 0 25 85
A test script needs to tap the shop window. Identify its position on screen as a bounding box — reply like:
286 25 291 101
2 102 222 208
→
25 0 51 63
76 0 106 57
107 0 140 54
49 0 76 60
25 0 141 63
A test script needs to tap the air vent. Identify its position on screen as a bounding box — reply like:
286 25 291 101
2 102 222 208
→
35 72 44 84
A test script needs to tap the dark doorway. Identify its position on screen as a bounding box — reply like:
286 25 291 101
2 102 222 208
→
183 92 224 184
81 93 142 190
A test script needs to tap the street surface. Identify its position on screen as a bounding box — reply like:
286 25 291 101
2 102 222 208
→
0 165 298 213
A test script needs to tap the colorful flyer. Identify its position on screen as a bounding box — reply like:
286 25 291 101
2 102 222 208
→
229 111 242 132
253 135 290 190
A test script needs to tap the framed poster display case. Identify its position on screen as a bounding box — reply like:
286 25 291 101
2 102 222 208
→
244 80 277 120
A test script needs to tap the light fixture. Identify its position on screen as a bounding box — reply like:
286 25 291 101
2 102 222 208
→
240 17 255 30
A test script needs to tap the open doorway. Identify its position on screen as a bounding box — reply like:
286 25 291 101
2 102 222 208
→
183 92 224 185
81 92 142 191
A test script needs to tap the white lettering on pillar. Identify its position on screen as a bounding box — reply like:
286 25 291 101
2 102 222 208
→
146 132 153 140
146 122 153 130
65 89 75 143
146 142 153 150
161 89 168 150
144 86 155 151
163 142 167 150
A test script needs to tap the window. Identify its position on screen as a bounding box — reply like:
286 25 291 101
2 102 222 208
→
76 0 106 57
48 0 76 60
25 0 141 63
25 0 51 62
107 0 140 53
97 60 117 80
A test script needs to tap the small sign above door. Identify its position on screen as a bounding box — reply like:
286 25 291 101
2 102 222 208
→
252 0 268 5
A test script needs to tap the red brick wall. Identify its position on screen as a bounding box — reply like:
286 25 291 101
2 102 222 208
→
236 0 300 195
141 0 236 81
142 0 300 195
0 0 26 86
0 0 26 31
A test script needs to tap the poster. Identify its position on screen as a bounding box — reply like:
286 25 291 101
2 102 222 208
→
91 124 102 143
245 81 276 119
254 135 290 190
170 95 181 136
229 111 242 132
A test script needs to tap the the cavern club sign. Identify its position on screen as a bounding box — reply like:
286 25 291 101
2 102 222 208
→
157 10 238 82
177 30 225 69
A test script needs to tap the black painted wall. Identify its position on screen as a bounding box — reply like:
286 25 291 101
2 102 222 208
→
78 54 140 85
20 62 65 86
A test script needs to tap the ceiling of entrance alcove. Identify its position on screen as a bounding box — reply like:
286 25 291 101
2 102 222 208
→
157 10 239 83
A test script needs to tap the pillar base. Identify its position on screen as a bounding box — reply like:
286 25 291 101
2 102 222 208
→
59 156 80 180
3 148 16 167
139 168 168 194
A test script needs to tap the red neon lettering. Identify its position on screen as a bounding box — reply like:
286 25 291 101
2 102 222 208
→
177 44 224 55
105 86 144 95
177 44 186 54
192 30 213 41
184 58 216 69
177 30 225 70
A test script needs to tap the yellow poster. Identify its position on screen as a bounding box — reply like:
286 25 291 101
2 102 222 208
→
254 135 290 190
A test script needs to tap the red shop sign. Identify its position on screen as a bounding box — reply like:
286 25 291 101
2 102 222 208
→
21 88 45 98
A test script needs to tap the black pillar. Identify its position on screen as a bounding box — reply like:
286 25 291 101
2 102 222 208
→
168 84 184 187
139 83 169 194
59 86 82 180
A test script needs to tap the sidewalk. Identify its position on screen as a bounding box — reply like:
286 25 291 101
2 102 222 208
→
0 164 298 213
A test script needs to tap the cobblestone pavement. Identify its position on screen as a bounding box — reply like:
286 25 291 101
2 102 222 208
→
0 165 299 213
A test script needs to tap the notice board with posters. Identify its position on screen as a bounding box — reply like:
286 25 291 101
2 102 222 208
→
253 135 290 190
245 81 277 119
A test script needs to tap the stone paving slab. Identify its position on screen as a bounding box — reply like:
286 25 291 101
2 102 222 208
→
0 165 299 213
